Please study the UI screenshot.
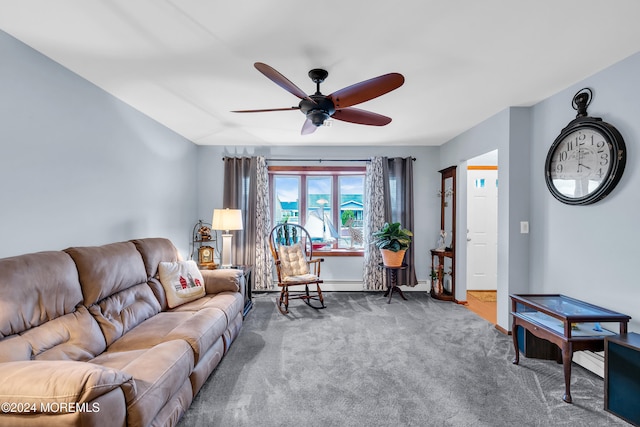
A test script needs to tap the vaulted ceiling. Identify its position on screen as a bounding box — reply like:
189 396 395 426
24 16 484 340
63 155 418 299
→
2 1 640 146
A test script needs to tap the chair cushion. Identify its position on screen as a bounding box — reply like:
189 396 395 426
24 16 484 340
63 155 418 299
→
158 261 206 308
282 273 320 283
278 243 309 277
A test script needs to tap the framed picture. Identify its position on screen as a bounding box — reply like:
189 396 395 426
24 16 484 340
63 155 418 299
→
198 246 214 265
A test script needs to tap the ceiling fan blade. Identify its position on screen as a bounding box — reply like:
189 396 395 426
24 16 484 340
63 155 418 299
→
232 107 300 113
301 118 318 135
329 73 404 109
332 107 392 126
254 62 315 103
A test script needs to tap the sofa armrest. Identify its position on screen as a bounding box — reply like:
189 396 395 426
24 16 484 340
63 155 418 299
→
0 361 135 413
201 268 243 294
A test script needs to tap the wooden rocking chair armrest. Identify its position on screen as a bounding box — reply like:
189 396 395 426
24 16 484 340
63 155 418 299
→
307 258 323 276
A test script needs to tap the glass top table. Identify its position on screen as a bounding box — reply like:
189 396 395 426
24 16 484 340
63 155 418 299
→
510 294 631 403
515 294 625 319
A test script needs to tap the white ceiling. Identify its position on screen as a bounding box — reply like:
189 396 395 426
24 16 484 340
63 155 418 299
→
2 1 640 147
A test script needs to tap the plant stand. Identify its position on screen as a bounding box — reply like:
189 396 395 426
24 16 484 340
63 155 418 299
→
379 263 408 304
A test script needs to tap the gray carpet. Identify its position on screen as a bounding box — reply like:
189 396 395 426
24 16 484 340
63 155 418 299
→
178 292 629 427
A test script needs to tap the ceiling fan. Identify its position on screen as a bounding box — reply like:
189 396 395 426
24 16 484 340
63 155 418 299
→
232 62 405 135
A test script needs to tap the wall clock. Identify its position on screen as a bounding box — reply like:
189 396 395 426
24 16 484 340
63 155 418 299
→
545 88 626 205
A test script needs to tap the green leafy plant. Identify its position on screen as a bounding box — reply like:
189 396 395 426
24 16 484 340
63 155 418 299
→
371 222 413 252
341 210 355 226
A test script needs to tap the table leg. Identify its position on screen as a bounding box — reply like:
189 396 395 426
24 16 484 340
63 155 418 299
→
387 270 397 303
561 342 573 403
512 321 520 365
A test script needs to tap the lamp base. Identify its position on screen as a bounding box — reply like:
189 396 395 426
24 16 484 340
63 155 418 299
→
221 233 233 268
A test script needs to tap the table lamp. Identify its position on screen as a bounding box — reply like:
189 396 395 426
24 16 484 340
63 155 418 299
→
212 208 243 268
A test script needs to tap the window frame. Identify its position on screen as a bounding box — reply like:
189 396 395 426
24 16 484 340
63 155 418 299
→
269 166 365 257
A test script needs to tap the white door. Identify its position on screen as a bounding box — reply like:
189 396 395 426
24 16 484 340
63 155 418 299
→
466 168 498 290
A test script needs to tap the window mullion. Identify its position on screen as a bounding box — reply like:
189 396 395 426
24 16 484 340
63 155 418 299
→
332 174 339 249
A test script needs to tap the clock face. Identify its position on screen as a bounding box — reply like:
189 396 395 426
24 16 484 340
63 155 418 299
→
545 119 626 205
548 128 612 199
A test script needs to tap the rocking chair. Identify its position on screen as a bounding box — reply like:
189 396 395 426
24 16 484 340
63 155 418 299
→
269 223 325 314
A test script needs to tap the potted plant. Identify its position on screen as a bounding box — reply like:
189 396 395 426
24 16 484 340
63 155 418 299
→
371 222 413 267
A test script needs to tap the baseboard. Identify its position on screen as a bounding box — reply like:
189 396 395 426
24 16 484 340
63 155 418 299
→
573 350 605 378
255 281 431 292
495 324 510 335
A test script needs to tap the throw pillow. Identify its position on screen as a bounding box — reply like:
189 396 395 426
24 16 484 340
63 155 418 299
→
278 243 310 277
158 260 206 308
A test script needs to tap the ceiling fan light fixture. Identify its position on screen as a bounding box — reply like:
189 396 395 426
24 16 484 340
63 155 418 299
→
308 109 330 127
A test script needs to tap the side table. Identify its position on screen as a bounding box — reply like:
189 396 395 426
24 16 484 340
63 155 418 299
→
379 263 408 304
230 265 253 317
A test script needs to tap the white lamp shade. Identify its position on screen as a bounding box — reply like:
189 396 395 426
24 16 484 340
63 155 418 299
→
211 209 243 231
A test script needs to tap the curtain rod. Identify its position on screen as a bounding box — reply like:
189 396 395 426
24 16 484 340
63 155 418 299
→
267 158 370 162
222 157 416 162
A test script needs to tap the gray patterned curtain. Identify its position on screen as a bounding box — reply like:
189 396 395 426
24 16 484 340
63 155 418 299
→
222 156 273 290
363 157 386 290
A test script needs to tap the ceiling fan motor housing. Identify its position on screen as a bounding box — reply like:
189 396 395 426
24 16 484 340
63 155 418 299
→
299 95 335 126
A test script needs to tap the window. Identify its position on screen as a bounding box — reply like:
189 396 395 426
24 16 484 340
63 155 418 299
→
270 166 366 255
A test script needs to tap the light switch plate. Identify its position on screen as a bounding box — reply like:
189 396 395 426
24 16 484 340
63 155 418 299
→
520 221 529 234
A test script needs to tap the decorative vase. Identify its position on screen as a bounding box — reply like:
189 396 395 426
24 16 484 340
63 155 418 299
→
444 276 452 293
380 249 406 267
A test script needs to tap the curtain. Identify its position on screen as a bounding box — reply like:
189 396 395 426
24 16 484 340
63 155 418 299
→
362 157 386 290
386 157 418 287
222 156 273 290
363 156 418 290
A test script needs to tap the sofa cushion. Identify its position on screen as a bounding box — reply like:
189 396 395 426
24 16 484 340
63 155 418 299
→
106 308 228 364
131 237 180 279
172 291 244 325
65 241 148 306
91 340 194 427
0 251 83 339
89 283 161 347
158 260 206 308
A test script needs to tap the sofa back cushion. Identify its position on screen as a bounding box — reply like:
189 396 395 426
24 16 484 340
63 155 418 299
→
65 241 160 346
131 237 182 310
65 241 149 307
0 251 106 362
2 306 107 362
0 251 83 339
131 238 180 279
89 283 161 346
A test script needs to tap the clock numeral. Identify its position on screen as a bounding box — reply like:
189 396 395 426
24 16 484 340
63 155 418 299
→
558 151 568 162
600 153 609 166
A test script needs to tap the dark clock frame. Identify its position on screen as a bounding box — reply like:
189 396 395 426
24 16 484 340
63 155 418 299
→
545 116 626 206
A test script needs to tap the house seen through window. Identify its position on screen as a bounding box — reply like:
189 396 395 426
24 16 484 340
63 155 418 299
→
269 166 365 254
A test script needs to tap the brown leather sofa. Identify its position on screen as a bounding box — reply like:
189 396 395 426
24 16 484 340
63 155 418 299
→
0 238 245 426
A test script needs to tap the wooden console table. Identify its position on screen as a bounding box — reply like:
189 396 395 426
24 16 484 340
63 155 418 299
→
510 294 630 403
